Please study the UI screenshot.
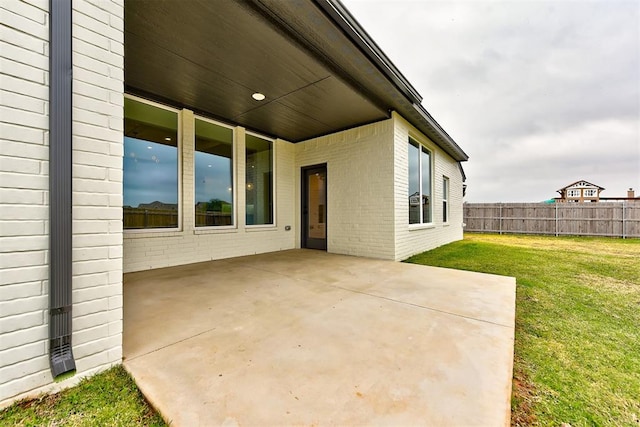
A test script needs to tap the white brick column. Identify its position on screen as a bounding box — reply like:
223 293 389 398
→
71 0 124 379
181 109 194 232
0 0 125 407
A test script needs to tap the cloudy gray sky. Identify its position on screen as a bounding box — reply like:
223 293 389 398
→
342 0 640 202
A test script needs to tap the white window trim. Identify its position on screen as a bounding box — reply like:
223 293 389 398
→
245 131 277 229
123 94 183 234
193 115 237 231
408 135 434 228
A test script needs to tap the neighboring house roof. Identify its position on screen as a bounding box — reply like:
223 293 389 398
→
557 180 605 193
124 0 468 161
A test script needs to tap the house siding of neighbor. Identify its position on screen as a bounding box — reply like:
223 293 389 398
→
1 0 468 407
556 180 605 203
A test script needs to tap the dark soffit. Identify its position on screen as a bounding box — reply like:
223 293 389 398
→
125 0 387 142
124 0 468 161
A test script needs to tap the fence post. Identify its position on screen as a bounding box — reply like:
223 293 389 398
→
555 203 558 237
622 202 626 239
499 203 503 235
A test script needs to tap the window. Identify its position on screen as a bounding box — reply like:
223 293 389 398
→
245 134 273 225
123 97 179 229
443 176 449 223
408 137 432 224
584 189 597 197
194 118 234 227
567 189 580 197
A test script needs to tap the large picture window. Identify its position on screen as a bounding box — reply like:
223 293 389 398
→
124 97 179 229
408 137 432 224
245 134 273 225
194 118 234 227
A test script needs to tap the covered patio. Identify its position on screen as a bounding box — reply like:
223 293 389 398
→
123 250 515 426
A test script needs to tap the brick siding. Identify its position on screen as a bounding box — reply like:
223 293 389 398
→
122 111 297 273
0 0 124 407
295 119 396 259
392 113 464 260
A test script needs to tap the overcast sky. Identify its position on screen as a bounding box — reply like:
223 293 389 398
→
342 0 640 202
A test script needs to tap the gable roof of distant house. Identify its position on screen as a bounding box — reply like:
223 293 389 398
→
557 180 605 193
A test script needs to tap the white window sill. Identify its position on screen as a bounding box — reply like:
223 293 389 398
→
194 226 238 235
124 228 183 238
246 225 278 232
408 223 436 231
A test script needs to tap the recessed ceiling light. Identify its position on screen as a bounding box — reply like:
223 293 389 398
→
252 92 266 101
164 137 171 141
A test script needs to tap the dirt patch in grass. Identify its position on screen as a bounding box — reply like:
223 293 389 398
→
511 358 538 427
578 273 640 295
465 233 640 259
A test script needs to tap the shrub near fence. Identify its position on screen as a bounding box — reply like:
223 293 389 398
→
463 202 640 238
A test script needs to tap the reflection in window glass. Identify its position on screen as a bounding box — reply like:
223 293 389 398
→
245 135 273 225
408 140 420 224
123 98 178 229
421 146 432 223
194 119 234 227
408 137 433 224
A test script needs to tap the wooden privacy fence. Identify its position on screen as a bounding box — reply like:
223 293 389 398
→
463 202 640 238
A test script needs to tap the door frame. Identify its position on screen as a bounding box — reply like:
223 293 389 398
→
301 163 327 250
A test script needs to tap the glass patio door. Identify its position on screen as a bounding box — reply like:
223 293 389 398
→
302 165 327 250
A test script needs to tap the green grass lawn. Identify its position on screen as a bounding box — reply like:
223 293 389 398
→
0 365 166 426
3 234 638 425
407 233 640 426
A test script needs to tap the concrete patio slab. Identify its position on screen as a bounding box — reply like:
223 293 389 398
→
123 250 515 426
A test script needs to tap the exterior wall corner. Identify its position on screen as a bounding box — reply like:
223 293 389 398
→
0 0 125 407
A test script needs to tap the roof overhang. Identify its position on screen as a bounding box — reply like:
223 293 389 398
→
124 0 468 161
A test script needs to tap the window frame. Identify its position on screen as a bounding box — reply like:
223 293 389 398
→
245 131 276 228
193 115 237 230
408 136 434 227
123 94 182 233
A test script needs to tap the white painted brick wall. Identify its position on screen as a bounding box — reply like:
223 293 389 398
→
295 120 396 259
0 0 124 407
1 0 464 406
123 112 297 273
392 113 464 260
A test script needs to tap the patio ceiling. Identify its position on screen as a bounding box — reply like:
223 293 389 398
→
125 0 468 161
